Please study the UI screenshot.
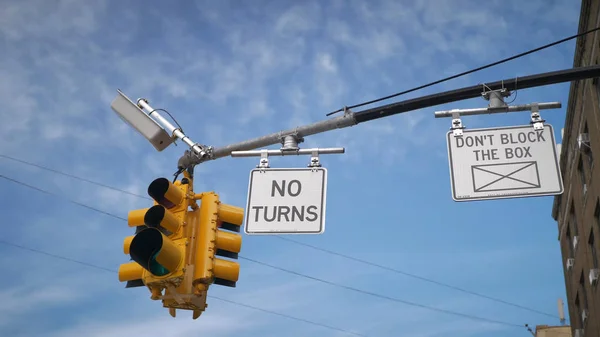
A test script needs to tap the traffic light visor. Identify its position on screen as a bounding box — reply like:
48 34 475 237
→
148 178 184 209
127 208 148 227
123 235 134 254
144 205 182 233
118 262 144 282
129 228 182 276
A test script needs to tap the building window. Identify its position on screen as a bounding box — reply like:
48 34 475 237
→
583 122 593 168
578 156 587 194
569 204 579 255
590 230 598 268
596 200 600 228
571 203 579 237
567 226 574 257
575 294 582 327
579 273 589 320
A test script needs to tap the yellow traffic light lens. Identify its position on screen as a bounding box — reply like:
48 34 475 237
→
148 178 184 209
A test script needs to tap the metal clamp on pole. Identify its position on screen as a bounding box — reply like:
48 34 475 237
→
281 134 302 152
482 88 510 110
450 110 465 136
530 103 545 130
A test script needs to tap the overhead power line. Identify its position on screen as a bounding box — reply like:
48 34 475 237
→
327 26 600 116
273 236 559 319
0 240 364 337
239 256 522 327
0 153 559 319
0 172 525 329
0 154 151 200
0 239 115 273
0 174 126 221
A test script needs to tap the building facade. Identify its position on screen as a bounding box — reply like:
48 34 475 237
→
552 1 600 337
536 325 572 337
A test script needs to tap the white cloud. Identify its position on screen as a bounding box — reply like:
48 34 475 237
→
0 284 81 319
275 2 321 36
0 0 580 336
50 312 259 337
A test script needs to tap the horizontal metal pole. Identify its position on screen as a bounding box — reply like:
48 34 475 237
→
202 114 355 163
231 148 345 157
434 102 562 118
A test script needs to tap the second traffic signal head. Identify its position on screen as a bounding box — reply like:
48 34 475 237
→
194 192 244 289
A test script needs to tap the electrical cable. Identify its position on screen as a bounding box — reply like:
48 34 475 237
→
0 239 115 273
209 296 366 336
0 174 126 221
0 172 525 329
0 154 151 201
0 240 364 337
273 236 558 319
238 256 522 327
0 153 560 320
326 26 600 116
149 108 184 133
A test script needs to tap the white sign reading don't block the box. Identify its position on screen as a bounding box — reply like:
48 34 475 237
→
244 168 327 235
447 124 563 202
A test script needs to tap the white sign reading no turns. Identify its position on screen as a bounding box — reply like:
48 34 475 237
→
244 168 327 235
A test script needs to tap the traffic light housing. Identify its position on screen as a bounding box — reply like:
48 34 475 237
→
118 177 189 289
194 192 243 292
118 173 245 319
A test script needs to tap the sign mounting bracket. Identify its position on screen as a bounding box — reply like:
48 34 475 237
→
257 150 270 170
451 110 465 136
530 103 545 131
308 150 321 169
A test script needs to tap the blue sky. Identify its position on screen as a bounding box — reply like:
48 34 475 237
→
0 0 581 336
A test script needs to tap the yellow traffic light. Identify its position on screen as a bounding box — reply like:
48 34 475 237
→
119 177 190 286
118 173 243 319
194 192 243 290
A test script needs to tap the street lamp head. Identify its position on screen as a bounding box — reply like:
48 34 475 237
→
110 89 174 152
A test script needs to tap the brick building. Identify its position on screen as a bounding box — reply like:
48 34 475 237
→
535 325 572 337
551 1 600 336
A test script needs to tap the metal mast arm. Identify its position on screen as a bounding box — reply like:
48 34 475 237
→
187 64 600 165
353 65 600 123
192 113 356 164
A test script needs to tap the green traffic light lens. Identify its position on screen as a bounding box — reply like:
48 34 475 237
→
149 252 169 276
